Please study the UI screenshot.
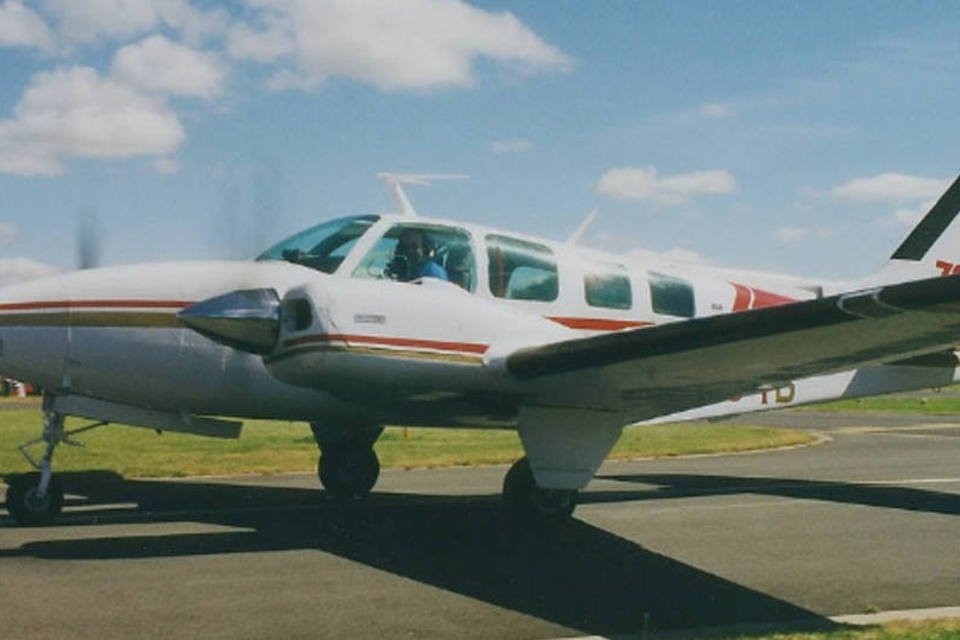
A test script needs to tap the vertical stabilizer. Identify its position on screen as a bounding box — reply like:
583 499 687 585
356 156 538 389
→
866 173 960 285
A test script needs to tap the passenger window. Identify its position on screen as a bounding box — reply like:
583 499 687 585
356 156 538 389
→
585 269 632 310
352 223 476 291
648 271 695 318
486 235 558 302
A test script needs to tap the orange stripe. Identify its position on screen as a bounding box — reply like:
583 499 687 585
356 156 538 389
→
283 333 489 354
547 316 652 331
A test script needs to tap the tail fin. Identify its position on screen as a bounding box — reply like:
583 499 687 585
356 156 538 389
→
868 173 960 285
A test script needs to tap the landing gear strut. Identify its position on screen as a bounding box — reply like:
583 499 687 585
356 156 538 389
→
502 457 578 522
310 422 383 499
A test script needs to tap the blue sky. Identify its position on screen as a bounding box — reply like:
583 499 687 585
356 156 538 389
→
0 0 958 283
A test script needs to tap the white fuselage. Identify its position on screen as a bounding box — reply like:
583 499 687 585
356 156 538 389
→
0 212 842 429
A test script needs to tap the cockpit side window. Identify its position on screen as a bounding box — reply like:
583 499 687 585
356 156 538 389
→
256 215 379 274
486 235 558 302
352 223 476 292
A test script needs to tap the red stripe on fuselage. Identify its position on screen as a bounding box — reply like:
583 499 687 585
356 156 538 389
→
729 282 796 311
0 299 193 311
282 333 489 355
547 316 653 331
731 283 753 312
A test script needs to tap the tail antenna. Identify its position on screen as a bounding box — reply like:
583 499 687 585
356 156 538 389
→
377 173 468 217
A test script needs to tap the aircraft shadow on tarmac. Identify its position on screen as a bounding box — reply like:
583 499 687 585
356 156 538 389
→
591 472 960 517
0 470 866 636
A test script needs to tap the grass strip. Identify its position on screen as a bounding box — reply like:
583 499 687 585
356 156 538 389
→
801 394 960 415
713 617 960 640
0 407 813 478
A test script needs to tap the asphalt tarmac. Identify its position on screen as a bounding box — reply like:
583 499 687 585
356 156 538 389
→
1 412 959 639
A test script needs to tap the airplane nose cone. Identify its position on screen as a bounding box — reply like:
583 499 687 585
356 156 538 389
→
178 288 280 355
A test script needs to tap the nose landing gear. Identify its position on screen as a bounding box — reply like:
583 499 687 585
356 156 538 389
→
5 409 106 526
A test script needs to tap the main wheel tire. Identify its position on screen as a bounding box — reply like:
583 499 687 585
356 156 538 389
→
318 445 380 498
502 456 535 511
5 473 64 526
502 457 577 522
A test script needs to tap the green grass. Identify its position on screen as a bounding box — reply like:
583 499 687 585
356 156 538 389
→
714 618 960 640
0 404 814 478
801 394 960 415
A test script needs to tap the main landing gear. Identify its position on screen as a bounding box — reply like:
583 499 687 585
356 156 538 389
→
502 457 578 522
310 423 383 499
5 410 104 526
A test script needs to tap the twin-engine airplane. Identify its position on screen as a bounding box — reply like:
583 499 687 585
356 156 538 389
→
4 172 960 525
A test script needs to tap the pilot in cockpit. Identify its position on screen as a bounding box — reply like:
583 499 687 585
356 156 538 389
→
390 227 449 282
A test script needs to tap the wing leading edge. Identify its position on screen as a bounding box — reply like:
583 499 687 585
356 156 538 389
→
507 275 960 419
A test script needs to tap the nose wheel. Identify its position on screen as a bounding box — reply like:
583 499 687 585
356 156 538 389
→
5 405 107 526
5 473 64 526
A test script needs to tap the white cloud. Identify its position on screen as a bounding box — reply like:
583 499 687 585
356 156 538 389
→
775 226 809 243
595 166 738 205
0 66 184 176
40 0 226 46
0 1 54 51
111 35 225 99
699 102 733 119
0 222 17 244
227 18 292 63
879 205 927 229
491 138 532 154
0 257 59 286
830 172 950 202
227 0 570 91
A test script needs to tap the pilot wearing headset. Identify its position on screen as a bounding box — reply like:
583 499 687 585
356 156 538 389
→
390 227 449 282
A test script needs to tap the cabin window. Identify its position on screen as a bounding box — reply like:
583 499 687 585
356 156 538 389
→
256 215 379 274
486 235 558 302
584 269 632 310
648 271 695 318
352 223 476 291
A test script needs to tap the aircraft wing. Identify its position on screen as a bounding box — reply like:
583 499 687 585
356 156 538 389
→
507 275 960 420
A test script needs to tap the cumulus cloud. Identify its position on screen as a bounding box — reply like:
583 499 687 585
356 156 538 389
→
226 17 292 63
830 172 950 202
227 0 570 91
40 0 226 46
0 66 184 176
111 35 225 98
491 138 532 154
0 0 54 51
0 257 59 286
595 166 738 205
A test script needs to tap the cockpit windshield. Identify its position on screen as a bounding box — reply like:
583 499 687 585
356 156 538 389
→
256 215 379 274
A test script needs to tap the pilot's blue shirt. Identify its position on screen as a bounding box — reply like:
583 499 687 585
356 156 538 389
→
414 260 448 281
